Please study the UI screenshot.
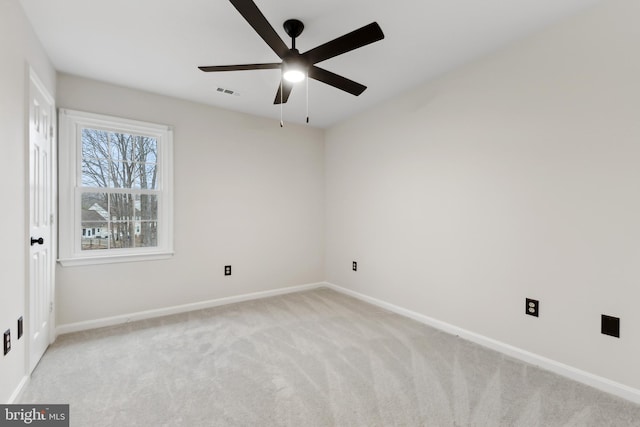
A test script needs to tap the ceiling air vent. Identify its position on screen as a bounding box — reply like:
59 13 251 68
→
216 87 240 96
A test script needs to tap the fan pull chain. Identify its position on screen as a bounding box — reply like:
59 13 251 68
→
280 79 284 127
306 72 309 124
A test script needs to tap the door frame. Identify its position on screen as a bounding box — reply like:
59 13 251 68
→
26 66 57 373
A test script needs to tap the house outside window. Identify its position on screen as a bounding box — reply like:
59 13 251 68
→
59 109 173 266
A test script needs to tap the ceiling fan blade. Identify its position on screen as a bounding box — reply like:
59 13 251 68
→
302 22 384 65
229 0 290 59
309 66 367 96
273 80 294 104
199 63 281 72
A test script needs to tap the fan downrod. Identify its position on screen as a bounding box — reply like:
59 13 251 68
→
283 19 304 48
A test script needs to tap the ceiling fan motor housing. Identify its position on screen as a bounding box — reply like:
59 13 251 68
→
283 49 307 72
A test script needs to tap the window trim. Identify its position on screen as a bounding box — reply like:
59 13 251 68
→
58 109 174 266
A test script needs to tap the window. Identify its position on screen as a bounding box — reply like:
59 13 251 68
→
59 109 173 266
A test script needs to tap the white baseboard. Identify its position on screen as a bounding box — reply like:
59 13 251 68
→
56 282 325 335
324 282 640 405
54 280 640 404
8 376 29 404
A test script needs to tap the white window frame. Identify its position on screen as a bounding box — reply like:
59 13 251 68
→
58 109 174 266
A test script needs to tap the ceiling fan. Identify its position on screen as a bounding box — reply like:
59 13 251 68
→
198 0 385 105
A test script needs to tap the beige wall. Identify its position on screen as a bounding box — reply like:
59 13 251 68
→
326 0 640 390
0 0 56 403
55 74 325 326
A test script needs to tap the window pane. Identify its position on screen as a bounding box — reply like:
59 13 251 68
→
109 161 137 188
81 193 108 216
110 221 135 248
109 193 134 221
81 193 109 251
81 129 111 188
81 222 109 250
137 221 158 248
136 136 157 164
137 194 158 220
82 129 109 160
81 159 111 187
109 132 135 162
135 164 158 189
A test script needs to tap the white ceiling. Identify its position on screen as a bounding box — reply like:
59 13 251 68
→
20 0 600 128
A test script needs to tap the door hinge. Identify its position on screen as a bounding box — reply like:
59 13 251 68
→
50 214 55 225
50 302 53 313
49 126 54 139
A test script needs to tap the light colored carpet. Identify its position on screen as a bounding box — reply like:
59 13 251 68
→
19 288 640 426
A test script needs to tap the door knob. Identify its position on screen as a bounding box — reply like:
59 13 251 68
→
30 237 44 246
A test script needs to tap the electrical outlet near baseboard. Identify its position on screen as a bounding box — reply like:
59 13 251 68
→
3 329 10 356
17 317 23 339
526 298 539 317
352 261 357 271
224 265 232 276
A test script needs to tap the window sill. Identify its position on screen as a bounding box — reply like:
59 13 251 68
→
58 251 174 267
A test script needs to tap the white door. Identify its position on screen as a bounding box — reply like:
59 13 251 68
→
28 69 56 372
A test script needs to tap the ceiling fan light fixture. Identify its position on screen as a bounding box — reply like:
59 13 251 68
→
283 68 306 83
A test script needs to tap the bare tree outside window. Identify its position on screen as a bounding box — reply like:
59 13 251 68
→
81 128 158 250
